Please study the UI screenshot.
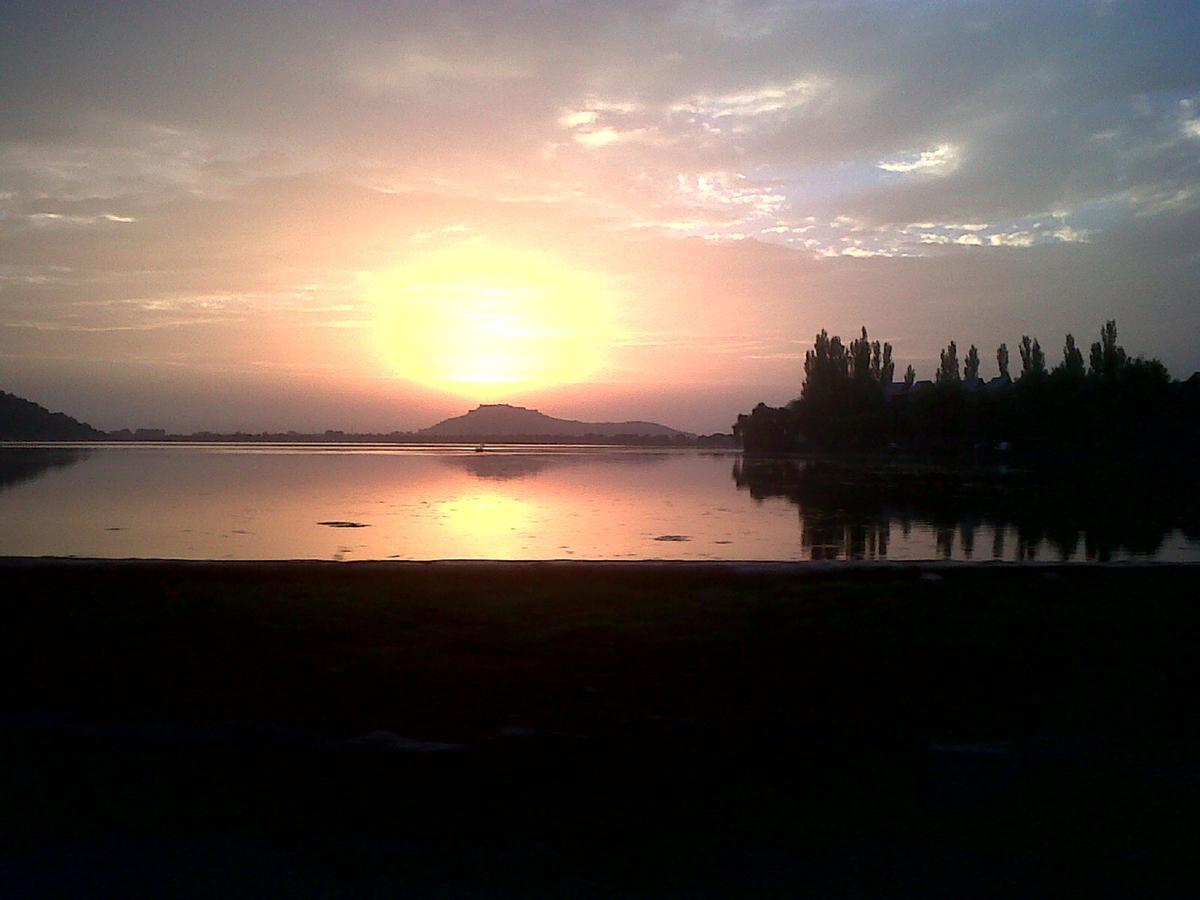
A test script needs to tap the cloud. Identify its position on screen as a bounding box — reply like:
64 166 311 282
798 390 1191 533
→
0 2 1198 429
988 232 1035 248
878 144 961 175
670 78 824 119
575 128 624 147
841 245 892 258
1052 226 1092 243
14 211 138 228
559 110 599 128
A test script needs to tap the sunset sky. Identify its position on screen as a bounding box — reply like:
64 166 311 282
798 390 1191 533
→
2 1 1199 433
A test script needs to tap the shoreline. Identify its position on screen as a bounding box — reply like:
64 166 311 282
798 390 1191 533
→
5 557 1199 894
5 555 1200 569
6 558 1199 741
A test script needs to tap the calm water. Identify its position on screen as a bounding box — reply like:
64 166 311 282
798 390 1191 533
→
1 443 1197 562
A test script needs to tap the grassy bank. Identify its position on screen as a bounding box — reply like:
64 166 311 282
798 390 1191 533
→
3 561 1199 896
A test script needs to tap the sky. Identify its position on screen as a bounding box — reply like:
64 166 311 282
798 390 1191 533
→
1 1 1198 434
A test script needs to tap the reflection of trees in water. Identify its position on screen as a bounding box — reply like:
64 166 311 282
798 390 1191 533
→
0 448 91 492
732 457 1200 561
802 515 892 560
440 451 672 482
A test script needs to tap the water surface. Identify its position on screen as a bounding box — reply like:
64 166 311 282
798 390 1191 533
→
0 443 1196 562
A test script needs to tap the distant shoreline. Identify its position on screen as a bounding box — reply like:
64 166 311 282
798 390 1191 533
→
0 435 736 447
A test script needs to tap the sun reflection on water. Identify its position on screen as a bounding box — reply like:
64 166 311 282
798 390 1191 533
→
435 491 536 557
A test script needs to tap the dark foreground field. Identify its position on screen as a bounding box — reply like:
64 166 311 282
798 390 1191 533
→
3 560 1199 897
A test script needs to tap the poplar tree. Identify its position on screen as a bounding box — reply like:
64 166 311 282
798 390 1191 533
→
1060 334 1085 378
964 345 981 380
1089 320 1126 379
937 341 961 383
1018 335 1045 379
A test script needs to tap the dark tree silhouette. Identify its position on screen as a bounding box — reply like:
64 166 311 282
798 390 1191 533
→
1089 320 1127 379
937 341 961 384
734 319 1192 458
846 327 895 386
1018 335 1045 380
964 345 981 381
1060 334 1085 379
849 328 873 383
796 327 898 449
802 330 849 401
874 339 895 384
734 402 802 452
0 391 104 440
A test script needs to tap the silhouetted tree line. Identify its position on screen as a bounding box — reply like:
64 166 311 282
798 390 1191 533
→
734 321 1199 458
0 391 103 441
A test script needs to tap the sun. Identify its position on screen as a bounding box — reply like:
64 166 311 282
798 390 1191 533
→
366 241 619 399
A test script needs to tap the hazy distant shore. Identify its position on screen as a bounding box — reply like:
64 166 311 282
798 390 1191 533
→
1 434 734 447
4 560 1198 895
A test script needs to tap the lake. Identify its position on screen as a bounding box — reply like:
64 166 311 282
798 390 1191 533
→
1 443 1197 562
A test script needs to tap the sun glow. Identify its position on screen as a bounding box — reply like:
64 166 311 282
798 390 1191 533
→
367 242 619 399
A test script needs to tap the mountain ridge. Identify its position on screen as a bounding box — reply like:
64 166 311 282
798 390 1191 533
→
420 404 691 438
0 390 699 442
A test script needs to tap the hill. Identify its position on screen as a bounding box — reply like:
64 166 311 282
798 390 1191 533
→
420 404 690 439
0 391 104 440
